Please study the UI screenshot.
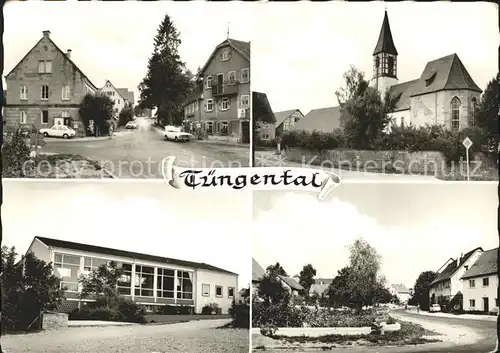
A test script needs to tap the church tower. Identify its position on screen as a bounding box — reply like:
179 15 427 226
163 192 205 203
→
371 10 399 97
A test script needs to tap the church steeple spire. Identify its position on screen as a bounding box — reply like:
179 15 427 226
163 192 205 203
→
371 10 399 96
373 10 398 56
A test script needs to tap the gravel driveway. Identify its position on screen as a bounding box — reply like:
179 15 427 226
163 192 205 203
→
2 319 249 353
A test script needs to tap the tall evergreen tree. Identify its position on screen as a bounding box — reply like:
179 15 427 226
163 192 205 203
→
138 14 193 126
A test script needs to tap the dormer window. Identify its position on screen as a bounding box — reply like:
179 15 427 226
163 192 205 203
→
425 72 437 87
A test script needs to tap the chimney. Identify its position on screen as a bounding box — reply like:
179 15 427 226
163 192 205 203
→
42 30 51 38
66 49 72 58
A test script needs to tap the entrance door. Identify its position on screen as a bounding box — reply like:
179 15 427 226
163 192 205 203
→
241 121 250 144
483 297 489 313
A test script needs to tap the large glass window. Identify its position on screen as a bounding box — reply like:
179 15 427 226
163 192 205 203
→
118 263 132 295
134 265 154 297
54 253 81 292
177 271 193 299
83 257 108 273
156 268 175 298
451 97 460 133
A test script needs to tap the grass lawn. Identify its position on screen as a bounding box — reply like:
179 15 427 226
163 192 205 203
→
264 321 441 348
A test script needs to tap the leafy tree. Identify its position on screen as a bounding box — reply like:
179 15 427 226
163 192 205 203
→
326 267 353 307
475 73 499 150
79 261 124 307
138 13 193 126
257 273 290 305
118 106 134 127
347 238 384 312
299 264 317 294
78 93 114 136
372 282 393 304
133 105 142 117
266 262 288 277
2 132 31 177
410 271 437 311
1 247 64 331
335 66 394 149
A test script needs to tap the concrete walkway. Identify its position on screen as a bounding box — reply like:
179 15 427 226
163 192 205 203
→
68 320 138 327
152 125 247 147
44 130 133 143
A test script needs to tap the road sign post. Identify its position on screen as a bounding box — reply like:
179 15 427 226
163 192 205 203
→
462 137 473 181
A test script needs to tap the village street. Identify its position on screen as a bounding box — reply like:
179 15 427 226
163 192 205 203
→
40 118 250 178
2 319 248 353
253 310 497 353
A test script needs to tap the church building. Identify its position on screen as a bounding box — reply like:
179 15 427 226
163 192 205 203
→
373 11 482 132
292 11 483 134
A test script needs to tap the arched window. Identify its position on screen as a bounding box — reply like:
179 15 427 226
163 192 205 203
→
450 97 460 133
470 97 477 127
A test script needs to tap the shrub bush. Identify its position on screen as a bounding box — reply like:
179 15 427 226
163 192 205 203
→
68 299 146 323
229 302 250 328
118 107 134 127
252 300 304 328
201 303 219 315
2 132 31 177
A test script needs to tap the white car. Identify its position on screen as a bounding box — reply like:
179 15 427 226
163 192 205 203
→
125 121 137 129
40 125 76 139
429 304 441 313
164 126 192 142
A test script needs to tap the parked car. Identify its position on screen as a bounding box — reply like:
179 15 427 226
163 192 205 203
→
164 125 192 142
40 125 76 139
429 304 441 313
125 121 137 129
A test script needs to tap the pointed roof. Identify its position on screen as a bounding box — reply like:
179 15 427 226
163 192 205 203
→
200 38 250 74
373 10 398 56
274 109 304 128
277 275 304 291
100 80 128 102
252 258 266 282
253 92 276 124
461 248 498 280
430 247 483 285
5 33 98 90
410 54 482 97
116 88 134 104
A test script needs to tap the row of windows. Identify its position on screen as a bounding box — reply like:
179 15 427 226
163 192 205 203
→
54 253 195 299
205 68 250 89
204 95 249 113
468 277 491 288
469 298 499 308
201 284 235 298
20 85 71 101
19 110 71 125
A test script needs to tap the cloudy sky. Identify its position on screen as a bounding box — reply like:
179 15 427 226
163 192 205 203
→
3 181 252 288
253 183 497 289
3 1 253 106
252 2 499 114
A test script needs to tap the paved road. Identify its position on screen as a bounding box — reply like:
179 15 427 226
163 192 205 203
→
254 150 439 181
41 118 250 178
253 311 496 353
2 319 248 353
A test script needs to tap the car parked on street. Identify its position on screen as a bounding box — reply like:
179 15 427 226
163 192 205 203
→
164 125 192 142
429 304 441 313
40 125 76 139
125 121 137 129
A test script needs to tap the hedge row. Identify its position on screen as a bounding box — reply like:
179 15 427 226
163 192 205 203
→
280 125 496 163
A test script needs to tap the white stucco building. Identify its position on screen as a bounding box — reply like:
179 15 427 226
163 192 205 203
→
461 248 498 314
389 284 412 304
429 247 483 311
99 80 134 116
26 236 238 314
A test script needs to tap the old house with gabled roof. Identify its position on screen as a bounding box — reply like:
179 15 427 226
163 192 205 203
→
461 248 498 314
429 247 483 311
274 109 304 138
4 30 98 136
184 38 250 144
389 283 412 304
293 11 482 134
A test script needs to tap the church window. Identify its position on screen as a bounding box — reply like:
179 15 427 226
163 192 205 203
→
450 97 461 133
388 56 394 76
470 97 477 127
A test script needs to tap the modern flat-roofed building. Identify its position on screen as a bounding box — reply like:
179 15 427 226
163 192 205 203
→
26 236 238 314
